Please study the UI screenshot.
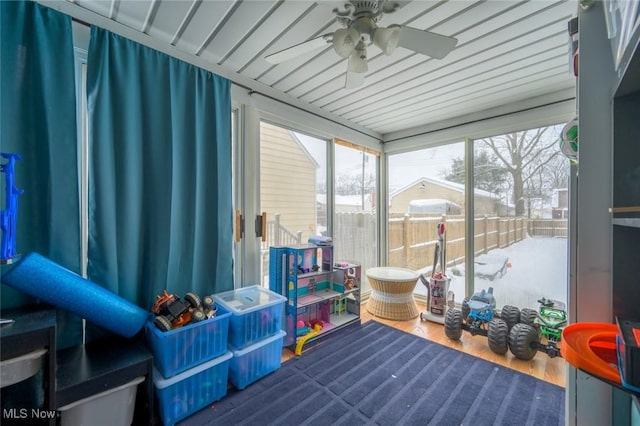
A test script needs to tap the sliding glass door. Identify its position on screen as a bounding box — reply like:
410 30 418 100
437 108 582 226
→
472 125 569 310
258 120 328 287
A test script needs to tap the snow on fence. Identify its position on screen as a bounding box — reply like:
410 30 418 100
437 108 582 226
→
262 213 566 284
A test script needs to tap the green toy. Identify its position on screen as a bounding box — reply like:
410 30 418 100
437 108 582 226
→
509 297 567 360
558 117 578 165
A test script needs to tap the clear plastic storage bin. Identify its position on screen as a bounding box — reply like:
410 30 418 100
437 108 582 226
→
213 285 286 349
153 351 232 426
146 303 231 378
228 330 286 389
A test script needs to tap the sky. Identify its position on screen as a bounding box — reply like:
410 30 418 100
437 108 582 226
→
296 132 463 190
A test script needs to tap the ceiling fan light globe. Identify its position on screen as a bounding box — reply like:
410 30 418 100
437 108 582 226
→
373 27 400 55
332 28 359 58
347 51 368 73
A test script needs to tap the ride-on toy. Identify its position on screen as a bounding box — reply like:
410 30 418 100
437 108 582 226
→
509 297 567 360
152 290 216 331
444 287 521 355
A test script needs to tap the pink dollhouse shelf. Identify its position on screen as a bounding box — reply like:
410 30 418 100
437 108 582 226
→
297 289 341 308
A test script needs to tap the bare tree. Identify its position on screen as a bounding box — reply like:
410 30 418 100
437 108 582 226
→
478 126 563 216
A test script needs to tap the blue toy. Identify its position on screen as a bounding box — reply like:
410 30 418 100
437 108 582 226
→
1 153 23 263
2 252 148 337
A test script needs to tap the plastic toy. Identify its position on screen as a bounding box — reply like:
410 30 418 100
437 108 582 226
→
509 297 567 360
473 253 510 281
558 117 578 165
152 290 208 332
420 222 452 324
1 153 23 264
444 287 521 355
294 322 323 356
561 322 620 385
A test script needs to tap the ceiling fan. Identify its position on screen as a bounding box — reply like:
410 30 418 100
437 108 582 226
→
264 0 458 89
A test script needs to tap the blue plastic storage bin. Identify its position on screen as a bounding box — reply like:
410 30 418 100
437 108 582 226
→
228 330 286 390
153 351 232 426
145 303 231 378
213 285 286 349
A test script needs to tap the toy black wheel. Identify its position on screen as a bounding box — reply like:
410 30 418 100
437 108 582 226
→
520 308 538 326
191 309 206 323
154 315 173 332
202 295 214 310
488 318 509 354
420 312 426 321
444 308 463 340
509 323 539 360
500 305 521 331
461 298 470 321
184 292 201 309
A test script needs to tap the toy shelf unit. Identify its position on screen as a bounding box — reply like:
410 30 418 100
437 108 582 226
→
269 244 361 349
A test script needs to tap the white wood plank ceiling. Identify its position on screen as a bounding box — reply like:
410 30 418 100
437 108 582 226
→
57 0 578 140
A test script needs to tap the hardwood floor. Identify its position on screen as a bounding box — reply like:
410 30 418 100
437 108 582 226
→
283 301 566 388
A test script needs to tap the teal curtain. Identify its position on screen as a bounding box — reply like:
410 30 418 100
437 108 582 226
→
86 28 233 316
0 1 82 347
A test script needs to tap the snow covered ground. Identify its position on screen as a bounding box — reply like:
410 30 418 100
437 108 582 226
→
414 236 569 311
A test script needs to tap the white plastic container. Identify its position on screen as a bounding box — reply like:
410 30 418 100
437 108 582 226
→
58 376 145 426
0 348 47 388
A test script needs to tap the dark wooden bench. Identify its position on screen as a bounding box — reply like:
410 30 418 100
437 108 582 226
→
55 335 154 425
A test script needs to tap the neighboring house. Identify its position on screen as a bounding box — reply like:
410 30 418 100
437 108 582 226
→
389 177 501 215
317 193 375 214
552 188 569 219
260 122 318 243
523 188 569 219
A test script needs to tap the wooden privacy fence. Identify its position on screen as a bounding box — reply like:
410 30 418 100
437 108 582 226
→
527 219 568 237
263 212 567 278
388 214 528 271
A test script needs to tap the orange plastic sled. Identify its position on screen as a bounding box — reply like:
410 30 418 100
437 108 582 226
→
561 322 621 384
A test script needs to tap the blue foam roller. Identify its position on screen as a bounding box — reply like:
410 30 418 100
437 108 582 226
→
1 252 148 338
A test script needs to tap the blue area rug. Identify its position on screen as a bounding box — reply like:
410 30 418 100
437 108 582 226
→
181 320 565 426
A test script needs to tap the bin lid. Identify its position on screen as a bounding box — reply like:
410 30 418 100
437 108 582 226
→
213 285 286 315
228 330 287 356
153 351 233 389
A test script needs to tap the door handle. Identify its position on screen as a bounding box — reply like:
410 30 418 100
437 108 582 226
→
255 212 267 242
235 210 243 242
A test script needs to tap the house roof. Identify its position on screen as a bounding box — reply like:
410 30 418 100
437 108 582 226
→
290 131 320 168
390 176 498 199
317 194 367 206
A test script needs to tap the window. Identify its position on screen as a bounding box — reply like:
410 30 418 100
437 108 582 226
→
472 126 569 310
387 142 467 303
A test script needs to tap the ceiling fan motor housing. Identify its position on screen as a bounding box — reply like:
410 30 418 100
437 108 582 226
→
334 0 399 33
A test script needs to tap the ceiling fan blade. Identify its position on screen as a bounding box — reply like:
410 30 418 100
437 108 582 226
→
395 26 458 59
345 70 365 89
264 34 331 64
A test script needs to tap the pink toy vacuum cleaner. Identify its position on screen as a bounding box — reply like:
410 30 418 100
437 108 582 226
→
420 222 453 324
